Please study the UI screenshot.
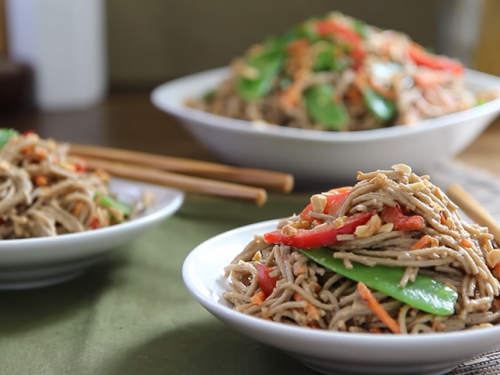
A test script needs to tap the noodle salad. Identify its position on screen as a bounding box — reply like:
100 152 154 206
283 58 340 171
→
224 164 500 334
0 129 151 239
189 12 497 132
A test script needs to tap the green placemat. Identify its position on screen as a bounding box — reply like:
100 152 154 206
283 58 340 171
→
0 193 316 375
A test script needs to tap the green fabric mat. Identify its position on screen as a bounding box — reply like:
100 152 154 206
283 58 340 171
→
0 192 318 375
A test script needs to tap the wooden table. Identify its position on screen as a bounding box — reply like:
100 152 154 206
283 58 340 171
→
1 90 499 177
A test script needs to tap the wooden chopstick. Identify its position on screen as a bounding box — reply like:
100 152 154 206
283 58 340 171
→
69 143 294 193
446 183 500 242
81 157 268 206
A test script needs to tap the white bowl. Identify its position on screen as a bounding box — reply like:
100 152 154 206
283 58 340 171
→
0 178 184 289
183 219 500 375
152 67 500 186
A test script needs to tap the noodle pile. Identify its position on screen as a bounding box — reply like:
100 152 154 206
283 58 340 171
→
0 132 150 239
224 164 500 334
188 12 498 132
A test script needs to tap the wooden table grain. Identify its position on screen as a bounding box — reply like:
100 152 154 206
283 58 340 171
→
1 90 499 178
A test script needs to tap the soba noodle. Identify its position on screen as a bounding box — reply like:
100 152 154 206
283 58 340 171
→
224 164 500 334
0 132 151 239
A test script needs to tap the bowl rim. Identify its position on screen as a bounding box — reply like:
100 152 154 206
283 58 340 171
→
182 217 500 346
152 66 500 143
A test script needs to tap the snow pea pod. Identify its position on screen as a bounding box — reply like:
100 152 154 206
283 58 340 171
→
298 247 458 316
97 195 132 217
0 128 18 149
237 43 285 101
362 87 396 122
313 46 349 72
303 83 349 130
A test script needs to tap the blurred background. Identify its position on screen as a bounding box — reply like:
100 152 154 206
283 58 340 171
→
0 0 499 157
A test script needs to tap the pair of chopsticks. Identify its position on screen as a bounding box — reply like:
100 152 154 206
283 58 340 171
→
69 144 294 206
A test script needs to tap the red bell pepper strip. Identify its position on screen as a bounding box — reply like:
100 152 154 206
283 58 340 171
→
315 20 365 67
264 211 375 248
300 188 352 222
408 43 464 76
90 217 100 230
74 158 88 172
255 263 279 297
380 204 425 231
315 21 362 43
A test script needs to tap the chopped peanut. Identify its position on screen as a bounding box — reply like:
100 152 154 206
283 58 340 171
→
289 220 311 230
60 161 76 172
333 216 346 229
392 164 412 175
408 181 427 191
310 194 327 213
371 173 388 186
486 250 500 269
241 65 260 79
432 186 443 199
281 224 298 237
292 262 307 276
445 217 456 230
377 223 394 233
94 169 110 183
252 251 262 262
354 214 382 238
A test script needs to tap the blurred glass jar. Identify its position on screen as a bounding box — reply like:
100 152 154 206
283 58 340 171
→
5 0 106 111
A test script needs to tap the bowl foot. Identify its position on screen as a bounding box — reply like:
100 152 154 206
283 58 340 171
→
300 359 457 375
0 268 87 290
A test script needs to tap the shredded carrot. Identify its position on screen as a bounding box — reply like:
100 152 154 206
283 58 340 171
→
440 212 446 225
286 38 309 55
279 38 310 109
345 86 363 102
354 70 367 91
410 234 433 250
294 292 320 321
460 239 473 248
357 282 400 334
493 298 500 311
71 202 84 216
369 76 396 100
251 290 266 305
494 263 500 281
20 145 35 154
413 69 447 88
34 147 47 160
369 327 383 334
33 175 48 186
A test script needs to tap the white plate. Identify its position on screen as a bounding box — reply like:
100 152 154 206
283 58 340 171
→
0 178 184 289
183 219 500 375
152 67 500 185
